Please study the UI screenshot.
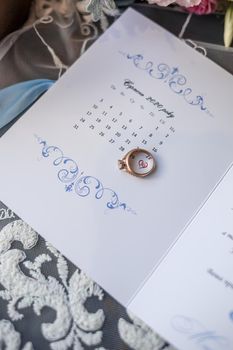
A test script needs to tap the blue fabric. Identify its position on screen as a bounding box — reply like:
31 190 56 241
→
0 79 55 129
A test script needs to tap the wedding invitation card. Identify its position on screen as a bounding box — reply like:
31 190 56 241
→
130 164 233 350
0 8 233 350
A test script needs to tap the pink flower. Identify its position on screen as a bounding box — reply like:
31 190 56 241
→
147 0 201 7
187 0 217 14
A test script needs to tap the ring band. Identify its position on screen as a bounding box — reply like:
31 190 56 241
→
118 148 156 178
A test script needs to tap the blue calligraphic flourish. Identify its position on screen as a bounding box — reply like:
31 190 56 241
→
35 135 135 214
119 52 213 117
171 315 229 350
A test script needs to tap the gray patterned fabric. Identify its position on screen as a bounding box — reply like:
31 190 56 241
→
0 203 173 350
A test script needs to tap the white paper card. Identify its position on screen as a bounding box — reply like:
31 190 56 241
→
130 164 233 350
0 8 233 349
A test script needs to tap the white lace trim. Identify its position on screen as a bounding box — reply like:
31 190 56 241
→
0 319 34 350
0 208 15 221
0 218 172 350
0 220 105 349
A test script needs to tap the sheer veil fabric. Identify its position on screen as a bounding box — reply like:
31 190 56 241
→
0 0 118 89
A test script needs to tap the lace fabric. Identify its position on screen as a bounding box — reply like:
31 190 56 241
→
0 203 174 350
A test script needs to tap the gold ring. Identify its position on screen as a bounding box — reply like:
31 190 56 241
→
118 148 156 178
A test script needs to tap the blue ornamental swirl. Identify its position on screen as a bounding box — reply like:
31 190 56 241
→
75 176 126 210
171 315 229 349
40 141 79 183
119 52 212 116
35 136 135 214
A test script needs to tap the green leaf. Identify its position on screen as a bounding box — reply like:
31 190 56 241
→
224 3 233 47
